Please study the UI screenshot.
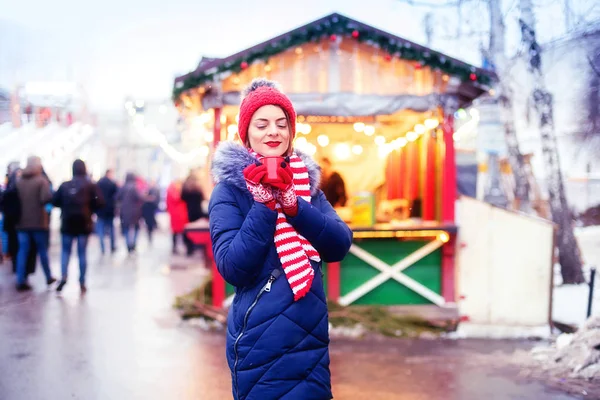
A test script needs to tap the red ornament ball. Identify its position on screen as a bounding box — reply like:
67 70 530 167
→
240 61 248 70
414 62 423 70
330 34 337 42
469 73 477 81
352 30 359 38
384 54 392 62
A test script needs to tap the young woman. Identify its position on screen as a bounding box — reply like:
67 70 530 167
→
209 78 352 400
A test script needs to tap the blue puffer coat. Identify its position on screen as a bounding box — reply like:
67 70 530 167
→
209 142 353 400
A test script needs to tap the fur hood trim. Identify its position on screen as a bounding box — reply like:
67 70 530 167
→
211 141 321 197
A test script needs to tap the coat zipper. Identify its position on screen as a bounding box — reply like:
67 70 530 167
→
233 269 281 399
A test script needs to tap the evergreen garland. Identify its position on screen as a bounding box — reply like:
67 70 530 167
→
173 15 493 102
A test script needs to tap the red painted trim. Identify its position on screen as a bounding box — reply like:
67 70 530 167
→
441 115 456 223
441 234 456 303
186 230 225 308
405 143 417 200
409 141 419 202
327 262 341 301
386 150 403 199
398 148 406 199
423 132 436 220
213 107 222 149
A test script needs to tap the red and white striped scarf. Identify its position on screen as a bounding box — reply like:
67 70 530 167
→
250 151 321 301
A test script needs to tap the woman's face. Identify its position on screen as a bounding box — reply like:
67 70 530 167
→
247 105 291 157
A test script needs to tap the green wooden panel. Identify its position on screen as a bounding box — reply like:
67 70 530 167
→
340 239 441 305
321 263 328 294
226 283 235 297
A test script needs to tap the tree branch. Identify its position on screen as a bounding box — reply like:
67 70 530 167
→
588 55 600 77
397 0 463 8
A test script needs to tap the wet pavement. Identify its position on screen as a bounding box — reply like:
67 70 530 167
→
0 225 586 400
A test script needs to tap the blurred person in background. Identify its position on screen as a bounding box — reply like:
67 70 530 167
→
15 156 55 291
117 172 144 254
41 167 54 248
96 169 119 254
52 160 104 293
166 178 189 254
0 162 22 270
181 169 207 257
320 157 347 207
142 179 160 245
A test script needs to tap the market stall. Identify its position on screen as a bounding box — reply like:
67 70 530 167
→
175 13 495 309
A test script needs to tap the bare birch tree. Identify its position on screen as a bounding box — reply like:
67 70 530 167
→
518 0 585 283
486 0 532 212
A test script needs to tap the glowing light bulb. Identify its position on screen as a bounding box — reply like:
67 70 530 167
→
227 124 238 135
353 122 365 132
414 124 426 134
204 131 214 143
374 135 386 146
352 144 363 155
406 131 419 142
333 143 351 160
317 134 329 147
424 119 439 129
199 145 210 157
364 125 375 136
294 137 308 148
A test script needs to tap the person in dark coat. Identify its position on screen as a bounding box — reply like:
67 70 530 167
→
181 170 207 256
209 79 352 400
96 169 119 254
166 179 189 254
320 157 347 207
181 170 207 222
52 159 105 293
14 156 55 291
0 167 36 276
141 179 160 244
116 172 144 253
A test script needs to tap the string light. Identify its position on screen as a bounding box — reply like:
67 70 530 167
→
353 122 365 132
374 135 386 146
317 134 330 147
406 131 418 142
424 118 439 129
352 144 363 155
333 143 351 160
364 125 375 136
294 137 308 148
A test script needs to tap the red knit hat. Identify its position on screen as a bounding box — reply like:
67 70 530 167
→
238 80 296 145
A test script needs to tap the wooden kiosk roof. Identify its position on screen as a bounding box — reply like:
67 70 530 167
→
173 13 495 105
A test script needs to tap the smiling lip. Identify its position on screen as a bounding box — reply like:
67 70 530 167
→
265 141 281 147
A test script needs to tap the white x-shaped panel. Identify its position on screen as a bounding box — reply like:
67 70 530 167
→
338 239 446 306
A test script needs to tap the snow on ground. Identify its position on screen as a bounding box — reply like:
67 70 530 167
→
552 226 600 327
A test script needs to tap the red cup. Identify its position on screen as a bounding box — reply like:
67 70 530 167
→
263 156 284 183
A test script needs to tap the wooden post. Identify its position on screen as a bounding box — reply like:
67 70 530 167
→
404 142 419 203
441 115 456 223
327 262 341 302
398 148 406 199
386 149 403 199
213 107 222 149
441 233 456 303
185 230 225 308
422 131 436 220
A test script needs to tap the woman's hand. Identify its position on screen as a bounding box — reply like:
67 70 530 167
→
271 163 298 216
243 163 276 210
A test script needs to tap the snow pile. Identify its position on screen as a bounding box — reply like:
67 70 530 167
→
531 316 600 380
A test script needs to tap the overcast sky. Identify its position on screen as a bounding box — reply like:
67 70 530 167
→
0 0 594 111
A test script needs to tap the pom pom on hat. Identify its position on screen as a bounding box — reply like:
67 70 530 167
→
238 78 296 145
